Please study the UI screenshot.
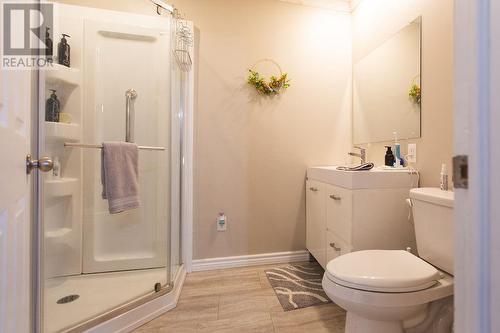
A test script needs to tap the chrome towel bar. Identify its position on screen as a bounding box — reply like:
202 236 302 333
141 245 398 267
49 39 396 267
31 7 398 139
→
64 142 165 151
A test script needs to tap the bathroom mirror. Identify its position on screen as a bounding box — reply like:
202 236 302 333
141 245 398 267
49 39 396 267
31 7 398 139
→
353 17 421 144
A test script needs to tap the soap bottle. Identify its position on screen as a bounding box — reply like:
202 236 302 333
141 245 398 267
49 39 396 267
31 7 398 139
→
384 146 395 167
45 89 60 122
45 27 53 61
440 164 448 191
53 157 61 178
57 34 71 67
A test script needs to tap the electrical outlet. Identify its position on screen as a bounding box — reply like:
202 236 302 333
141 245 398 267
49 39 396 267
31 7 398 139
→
217 213 227 231
407 143 417 163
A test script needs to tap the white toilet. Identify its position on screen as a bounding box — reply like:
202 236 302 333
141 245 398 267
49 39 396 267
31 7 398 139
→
322 188 454 333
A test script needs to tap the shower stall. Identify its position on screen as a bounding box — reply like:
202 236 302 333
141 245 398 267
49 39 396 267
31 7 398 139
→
37 2 193 332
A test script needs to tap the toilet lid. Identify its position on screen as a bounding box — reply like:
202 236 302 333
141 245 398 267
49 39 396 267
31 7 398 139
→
325 250 442 293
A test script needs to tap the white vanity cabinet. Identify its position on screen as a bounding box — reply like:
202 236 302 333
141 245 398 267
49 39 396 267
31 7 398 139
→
306 166 418 269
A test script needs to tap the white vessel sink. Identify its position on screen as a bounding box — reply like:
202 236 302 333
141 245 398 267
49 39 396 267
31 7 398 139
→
307 166 418 189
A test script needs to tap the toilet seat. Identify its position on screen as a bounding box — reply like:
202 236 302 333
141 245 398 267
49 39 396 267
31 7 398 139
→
322 271 453 309
325 250 442 293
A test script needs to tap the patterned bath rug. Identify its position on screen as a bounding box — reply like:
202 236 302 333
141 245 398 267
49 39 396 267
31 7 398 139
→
265 262 331 311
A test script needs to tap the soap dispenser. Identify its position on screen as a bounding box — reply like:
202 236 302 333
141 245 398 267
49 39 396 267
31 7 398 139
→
45 27 53 61
384 146 395 166
45 89 60 122
57 34 71 67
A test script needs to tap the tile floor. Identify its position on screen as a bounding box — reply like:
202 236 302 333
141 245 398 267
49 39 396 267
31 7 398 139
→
133 263 346 333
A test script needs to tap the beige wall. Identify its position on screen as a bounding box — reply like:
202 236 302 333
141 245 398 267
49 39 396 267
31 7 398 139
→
171 0 352 259
352 0 454 187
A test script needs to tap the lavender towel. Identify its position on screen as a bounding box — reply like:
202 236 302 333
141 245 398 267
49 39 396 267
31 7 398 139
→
101 142 140 214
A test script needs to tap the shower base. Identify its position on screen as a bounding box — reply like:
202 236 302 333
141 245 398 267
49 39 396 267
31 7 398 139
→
44 267 167 333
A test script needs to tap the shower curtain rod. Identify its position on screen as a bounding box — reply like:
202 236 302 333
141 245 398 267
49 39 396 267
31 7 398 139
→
64 142 166 151
150 0 174 14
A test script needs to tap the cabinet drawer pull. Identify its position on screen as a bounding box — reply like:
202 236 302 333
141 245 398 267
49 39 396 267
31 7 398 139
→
329 194 341 201
309 187 319 192
329 242 341 251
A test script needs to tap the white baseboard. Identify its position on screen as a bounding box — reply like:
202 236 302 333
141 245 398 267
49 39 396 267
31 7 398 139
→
88 265 187 333
191 250 310 272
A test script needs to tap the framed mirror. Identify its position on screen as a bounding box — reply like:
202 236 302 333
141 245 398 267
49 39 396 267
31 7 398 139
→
353 16 421 144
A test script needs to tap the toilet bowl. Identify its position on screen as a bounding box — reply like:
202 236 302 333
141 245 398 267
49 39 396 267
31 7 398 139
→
322 250 453 333
322 188 454 333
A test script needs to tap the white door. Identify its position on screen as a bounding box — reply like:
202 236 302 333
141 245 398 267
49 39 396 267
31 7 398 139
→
0 70 34 332
454 0 500 332
82 20 170 273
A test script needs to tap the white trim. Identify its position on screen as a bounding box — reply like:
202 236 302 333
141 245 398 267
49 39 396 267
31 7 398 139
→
181 20 195 274
192 250 311 272
86 265 186 333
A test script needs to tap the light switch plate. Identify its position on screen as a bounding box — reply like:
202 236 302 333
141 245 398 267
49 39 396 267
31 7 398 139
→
407 143 417 163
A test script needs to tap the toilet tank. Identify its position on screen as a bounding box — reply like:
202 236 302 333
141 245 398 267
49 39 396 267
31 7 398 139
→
410 188 454 275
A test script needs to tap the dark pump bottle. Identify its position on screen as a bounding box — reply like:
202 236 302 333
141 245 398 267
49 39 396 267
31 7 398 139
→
384 146 395 167
57 34 71 67
45 27 53 61
45 90 61 122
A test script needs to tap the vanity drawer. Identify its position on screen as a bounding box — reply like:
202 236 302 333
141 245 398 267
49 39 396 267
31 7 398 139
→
326 230 352 264
326 184 352 244
306 180 327 268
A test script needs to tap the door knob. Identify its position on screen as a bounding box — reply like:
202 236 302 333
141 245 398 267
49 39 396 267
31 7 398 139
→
26 154 54 174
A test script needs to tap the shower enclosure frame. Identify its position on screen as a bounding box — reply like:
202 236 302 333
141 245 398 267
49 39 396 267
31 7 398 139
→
30 4 194 333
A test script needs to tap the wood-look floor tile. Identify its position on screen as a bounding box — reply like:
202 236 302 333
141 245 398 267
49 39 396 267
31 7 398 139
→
271 303 345 332
218 293 279 319
133 263 346 333
259 274 273 289
134 325 197 333
274 314 345 333
197 312 274 333
135 295 218 331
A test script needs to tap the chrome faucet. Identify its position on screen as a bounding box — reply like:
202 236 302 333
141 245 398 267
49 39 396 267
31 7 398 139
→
348 146 366 164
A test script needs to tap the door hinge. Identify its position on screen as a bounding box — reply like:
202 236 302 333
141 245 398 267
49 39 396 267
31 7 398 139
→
453 155 468 189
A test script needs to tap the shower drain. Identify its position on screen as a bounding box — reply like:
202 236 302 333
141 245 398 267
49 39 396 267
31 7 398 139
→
57 294 80 304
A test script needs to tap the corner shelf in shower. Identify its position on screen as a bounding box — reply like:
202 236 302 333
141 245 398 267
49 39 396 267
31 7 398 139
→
45 177 79 197
45 122 81 141
46 64 81 87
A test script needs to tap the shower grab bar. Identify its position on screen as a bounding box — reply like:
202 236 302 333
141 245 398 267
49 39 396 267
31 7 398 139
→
125 89 138 142
64 142 165 151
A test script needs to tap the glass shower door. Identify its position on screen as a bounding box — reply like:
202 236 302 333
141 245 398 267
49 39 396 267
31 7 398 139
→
39 3 175 332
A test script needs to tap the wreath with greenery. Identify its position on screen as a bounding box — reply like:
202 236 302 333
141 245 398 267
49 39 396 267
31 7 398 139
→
247 59 290 95
409 75 421 105
409 84 421 104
